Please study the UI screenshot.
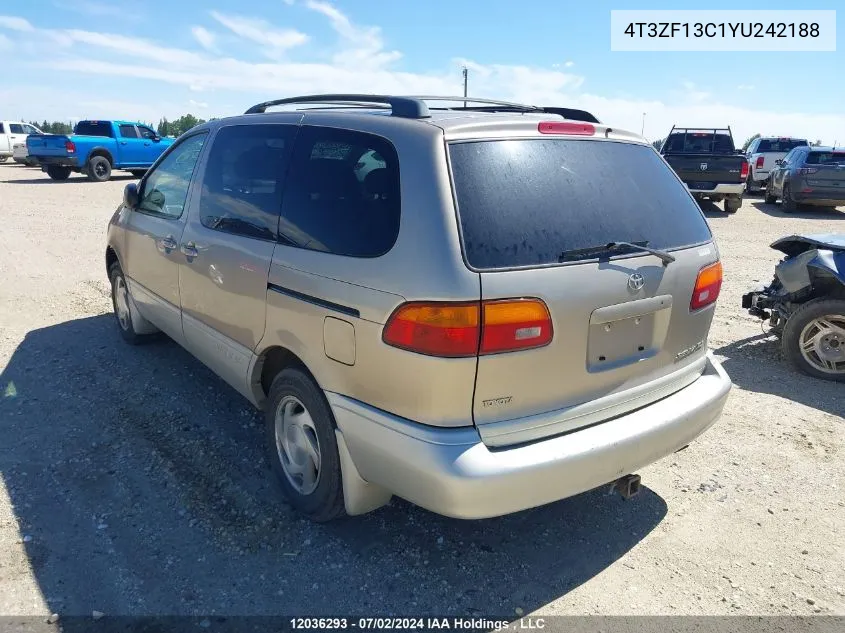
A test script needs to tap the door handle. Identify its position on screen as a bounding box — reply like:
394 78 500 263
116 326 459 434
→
120 141 127 145
180 242 199 258
144 142 151 146
158 235 177 250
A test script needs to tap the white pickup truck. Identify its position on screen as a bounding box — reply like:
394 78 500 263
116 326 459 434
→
745 136 809 193
0 121 44 164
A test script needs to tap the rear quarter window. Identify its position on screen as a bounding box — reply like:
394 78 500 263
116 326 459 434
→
449 139 712 270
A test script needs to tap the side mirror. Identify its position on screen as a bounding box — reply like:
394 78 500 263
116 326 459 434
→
774 159 783 166
123 182 140 209
152 136 161 142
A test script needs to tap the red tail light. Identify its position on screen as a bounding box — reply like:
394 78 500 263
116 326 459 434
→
538 122 595 136
740 161 749 180
690 261 723 311
382 299 553 357
65 140 76 153
480 299 553 354
755 156 764 169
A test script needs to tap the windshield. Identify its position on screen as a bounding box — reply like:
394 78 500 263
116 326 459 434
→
448 139 712 270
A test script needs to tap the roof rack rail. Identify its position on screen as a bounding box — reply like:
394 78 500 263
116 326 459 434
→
244 94 430 119
412 96 600 123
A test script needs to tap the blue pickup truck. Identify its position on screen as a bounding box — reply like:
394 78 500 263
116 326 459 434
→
26 120 175 182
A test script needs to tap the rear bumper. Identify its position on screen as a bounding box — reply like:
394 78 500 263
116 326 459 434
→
330 352 732 519
687 183 744 196
792 190 845 206
37 156 79 169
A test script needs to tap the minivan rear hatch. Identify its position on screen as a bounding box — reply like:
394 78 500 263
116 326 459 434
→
448 136 721 447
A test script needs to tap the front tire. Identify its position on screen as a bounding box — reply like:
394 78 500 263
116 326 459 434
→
265 368 346 522
87 155 112 182
764 180 778 204
782 299 845 382
109 262 153 345
0 156 8 163
47 165 71 180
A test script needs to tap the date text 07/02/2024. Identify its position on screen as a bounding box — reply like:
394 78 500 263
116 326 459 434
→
289 617 548 630
623 22 820 39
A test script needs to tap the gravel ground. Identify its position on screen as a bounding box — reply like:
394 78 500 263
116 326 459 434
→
0 162 843 619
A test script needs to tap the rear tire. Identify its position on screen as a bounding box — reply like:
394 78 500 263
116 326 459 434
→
781 182 798 212
782 299 845 382
87 155 112 182
46 165 71 180
724 196 741 213
265 368 346 522
0 156 8 163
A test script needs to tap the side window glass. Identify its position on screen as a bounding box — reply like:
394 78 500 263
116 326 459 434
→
280 126 400 258
198 124 296 241
0 124 5 134
139 133 207 218
9 124 24 134
139 126 157 140
119 125 139 139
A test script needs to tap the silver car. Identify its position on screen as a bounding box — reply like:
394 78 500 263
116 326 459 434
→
106 94 732 522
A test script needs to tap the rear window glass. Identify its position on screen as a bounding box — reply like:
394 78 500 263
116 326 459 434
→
74 121 113 137
757 139 807 152
449 139 712 270
664 132 734 154
806 152 845 165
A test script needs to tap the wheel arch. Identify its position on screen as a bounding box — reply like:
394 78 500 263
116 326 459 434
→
250 345 320 408
86 147 114 167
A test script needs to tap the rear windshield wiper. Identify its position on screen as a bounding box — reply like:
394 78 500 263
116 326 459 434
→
559 240 676 266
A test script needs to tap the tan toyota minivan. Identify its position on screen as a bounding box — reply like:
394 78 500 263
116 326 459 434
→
106 95 732 522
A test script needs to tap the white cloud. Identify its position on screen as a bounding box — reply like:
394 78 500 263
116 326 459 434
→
189 99 209 109
0 15 34 31
304 0 401 68
0 33 10 51
191 26 216 51
564 60 575 67
282 0 296 4
210 11 308 57
1 3 843 146
737 84 755 91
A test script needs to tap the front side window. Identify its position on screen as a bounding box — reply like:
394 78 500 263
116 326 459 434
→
139 126 158 140
119 125 139 139
279 126 400 257
198 124 297 241
23 124 39 135
138 133 207 218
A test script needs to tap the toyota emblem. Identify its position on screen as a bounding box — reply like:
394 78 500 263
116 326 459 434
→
628 273 645 291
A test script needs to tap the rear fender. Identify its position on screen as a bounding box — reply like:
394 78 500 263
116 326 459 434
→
807 250 845 291
85 146 114 168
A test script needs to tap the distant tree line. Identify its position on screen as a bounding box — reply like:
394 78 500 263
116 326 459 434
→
29 120 74 135
157 114 218 137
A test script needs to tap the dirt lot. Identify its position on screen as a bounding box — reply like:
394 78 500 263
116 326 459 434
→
1 162 843 618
